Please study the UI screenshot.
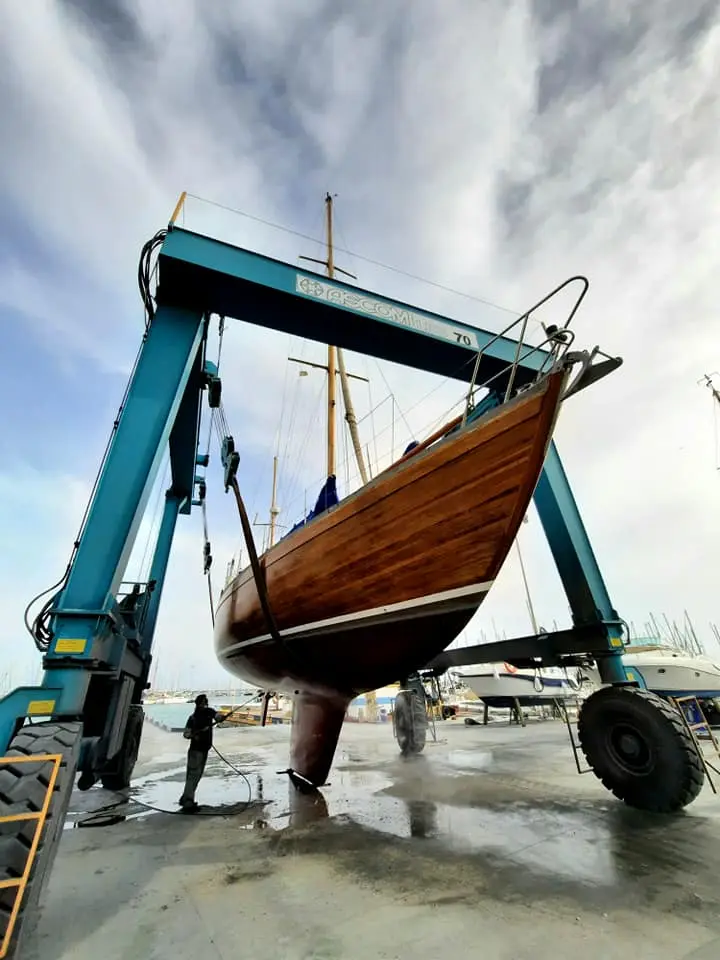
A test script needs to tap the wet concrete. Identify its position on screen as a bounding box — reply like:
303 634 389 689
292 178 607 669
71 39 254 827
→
24 718 720 959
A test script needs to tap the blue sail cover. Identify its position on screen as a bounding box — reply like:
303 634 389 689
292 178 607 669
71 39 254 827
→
286 474 339 537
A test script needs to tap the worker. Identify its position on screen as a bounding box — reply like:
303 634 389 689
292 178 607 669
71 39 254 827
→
179 693 228 812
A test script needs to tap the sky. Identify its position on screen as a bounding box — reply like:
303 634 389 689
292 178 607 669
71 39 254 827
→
1 0 719 691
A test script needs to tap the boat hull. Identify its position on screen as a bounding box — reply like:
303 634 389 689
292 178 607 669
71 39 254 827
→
460 666 578 706
589 652 720 700
214 367 569 783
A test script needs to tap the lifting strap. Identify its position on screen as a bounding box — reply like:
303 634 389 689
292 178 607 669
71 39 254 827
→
226 473 283 647
217 424 331 710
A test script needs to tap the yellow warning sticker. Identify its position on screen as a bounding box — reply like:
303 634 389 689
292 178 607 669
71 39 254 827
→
54 638 87 654
625 671 636 683
28 700 56 716
610 636 624 647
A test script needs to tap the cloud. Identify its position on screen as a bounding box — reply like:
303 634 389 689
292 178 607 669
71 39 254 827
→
1 0 719 695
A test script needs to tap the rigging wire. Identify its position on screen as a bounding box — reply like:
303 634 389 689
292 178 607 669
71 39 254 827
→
364 363 379 476
277 355 310 507
274 336 294 460
372 360 415 439
278 336 481 521
184 193 520 318
279 370 476 521
137 456 171 583
278 377 327 522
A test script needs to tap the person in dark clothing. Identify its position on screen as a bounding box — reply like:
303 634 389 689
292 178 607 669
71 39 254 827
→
179 694 228 811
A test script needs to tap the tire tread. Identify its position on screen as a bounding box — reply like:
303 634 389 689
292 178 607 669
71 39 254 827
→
578 686 704 813
0 721 81 958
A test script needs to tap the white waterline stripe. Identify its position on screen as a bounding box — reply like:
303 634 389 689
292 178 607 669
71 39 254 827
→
221 580 494 655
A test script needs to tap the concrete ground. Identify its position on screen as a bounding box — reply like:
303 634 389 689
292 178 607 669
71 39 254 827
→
22 715 720 960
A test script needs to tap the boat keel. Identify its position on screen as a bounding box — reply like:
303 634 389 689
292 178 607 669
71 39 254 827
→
289 690 350 786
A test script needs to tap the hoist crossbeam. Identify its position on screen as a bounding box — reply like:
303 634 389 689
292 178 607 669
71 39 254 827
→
157 227 554 394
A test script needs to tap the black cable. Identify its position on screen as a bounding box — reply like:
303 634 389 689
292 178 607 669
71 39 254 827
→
137 229 167 327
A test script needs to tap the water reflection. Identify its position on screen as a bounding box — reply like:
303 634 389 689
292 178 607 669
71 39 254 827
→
406 800 437 838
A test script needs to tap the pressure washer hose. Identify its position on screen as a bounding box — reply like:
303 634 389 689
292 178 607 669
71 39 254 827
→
75 743 254 828
76 695 263 828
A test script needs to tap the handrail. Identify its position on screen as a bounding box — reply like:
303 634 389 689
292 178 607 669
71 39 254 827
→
463 276 589 421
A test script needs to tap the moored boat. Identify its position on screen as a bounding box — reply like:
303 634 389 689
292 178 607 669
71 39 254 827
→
456 662 581 707
585 638 720 700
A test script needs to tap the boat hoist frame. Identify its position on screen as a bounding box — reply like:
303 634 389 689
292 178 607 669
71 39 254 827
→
0 197 704 954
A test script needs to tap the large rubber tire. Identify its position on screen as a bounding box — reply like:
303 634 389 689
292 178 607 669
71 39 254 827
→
0 721 82 958
101 704 144 792
393 690 428 757
578 686 704 813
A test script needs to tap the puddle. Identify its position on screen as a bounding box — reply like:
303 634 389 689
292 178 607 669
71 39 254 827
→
440 749 495 773
62 726 720 901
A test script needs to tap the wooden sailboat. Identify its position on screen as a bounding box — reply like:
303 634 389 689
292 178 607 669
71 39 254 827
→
214 197 574 785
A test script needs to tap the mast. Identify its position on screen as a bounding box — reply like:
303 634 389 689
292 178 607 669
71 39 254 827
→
324 194 369 485
298 194 370 486
269 455 280 548
325 196 375 722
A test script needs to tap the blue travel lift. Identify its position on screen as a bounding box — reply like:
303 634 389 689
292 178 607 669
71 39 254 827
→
0 195 706 956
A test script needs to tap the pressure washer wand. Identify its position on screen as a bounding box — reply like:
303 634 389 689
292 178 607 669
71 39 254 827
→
214 692 267 726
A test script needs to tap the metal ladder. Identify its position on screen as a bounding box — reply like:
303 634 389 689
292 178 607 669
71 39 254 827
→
671 696 720 793
557 697 593 774
0 753 62 959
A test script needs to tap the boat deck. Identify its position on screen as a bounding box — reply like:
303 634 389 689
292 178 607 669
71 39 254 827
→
25 719 720 960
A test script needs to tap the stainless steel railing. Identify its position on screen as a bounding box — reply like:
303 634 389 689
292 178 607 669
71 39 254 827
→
463 276 589 422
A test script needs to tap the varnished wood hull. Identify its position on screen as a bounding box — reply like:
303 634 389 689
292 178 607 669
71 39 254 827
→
214 367 568 784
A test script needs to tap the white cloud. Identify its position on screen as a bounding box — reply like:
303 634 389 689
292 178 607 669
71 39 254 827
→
2 0 719 694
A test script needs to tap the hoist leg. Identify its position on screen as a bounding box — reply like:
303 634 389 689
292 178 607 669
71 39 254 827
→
533 440 627 684
140 492 183 655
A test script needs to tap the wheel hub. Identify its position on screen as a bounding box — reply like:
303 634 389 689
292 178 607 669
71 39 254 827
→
607 722 653 775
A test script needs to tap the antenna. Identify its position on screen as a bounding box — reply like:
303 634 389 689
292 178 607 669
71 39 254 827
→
699 373 720 470
698 372 720 405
